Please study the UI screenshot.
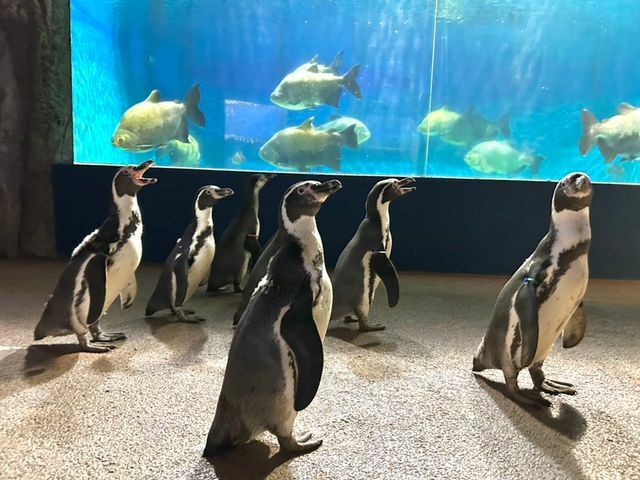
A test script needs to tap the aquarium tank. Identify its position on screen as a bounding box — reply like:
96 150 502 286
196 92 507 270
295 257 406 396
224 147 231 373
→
70 0 640 183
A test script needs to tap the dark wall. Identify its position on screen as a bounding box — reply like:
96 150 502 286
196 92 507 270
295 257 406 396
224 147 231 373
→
53 164 640 279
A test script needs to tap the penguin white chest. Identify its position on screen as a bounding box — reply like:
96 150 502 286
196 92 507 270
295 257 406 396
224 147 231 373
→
534 255 588 363
187 236 215 300
105 232 142 310
313 267 333 341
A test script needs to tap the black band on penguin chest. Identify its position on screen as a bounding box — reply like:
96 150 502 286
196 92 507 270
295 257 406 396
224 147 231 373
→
537 239 590 304
189 226 213 266
106 211 141 265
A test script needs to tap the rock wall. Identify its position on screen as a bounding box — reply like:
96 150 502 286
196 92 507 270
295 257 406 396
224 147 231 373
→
0 0 72 258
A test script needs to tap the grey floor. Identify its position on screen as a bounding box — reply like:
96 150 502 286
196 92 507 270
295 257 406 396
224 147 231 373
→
0 259 639 480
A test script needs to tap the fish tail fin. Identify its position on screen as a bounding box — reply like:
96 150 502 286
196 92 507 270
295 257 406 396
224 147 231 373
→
325 155 341 171
530 155 544 176
330 51 344 72
342 65 362 99
339 124 359 150
579 109 597 156
498 112 511 138
184 84 206 127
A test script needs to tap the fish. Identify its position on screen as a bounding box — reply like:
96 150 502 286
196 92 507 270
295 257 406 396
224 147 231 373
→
317 114 371 144
464 140 543 175
230 151 246 165
155 135 200 167
270 63 361 110
579 104 640 163
294 51 343 74
417 107 461 136
258 116 358 171
431 108 510 147
112 84 205 152
606 164 625 178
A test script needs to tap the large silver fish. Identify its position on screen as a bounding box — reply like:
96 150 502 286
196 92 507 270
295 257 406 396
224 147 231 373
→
579 104 640 163
317 114 371 145
436 108 510 147
112 85 205 152
155 135 201 167
259 117 358 171
464 140 542 175
270 63 361 110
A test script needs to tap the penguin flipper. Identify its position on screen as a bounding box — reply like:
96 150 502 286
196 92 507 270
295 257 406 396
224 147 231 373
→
513 279 539 367
173 242 191 307
119 275 137 309
280 285 323 411
244 235 262 266
370 251 400 307
85 253 108 324
563 302 587 348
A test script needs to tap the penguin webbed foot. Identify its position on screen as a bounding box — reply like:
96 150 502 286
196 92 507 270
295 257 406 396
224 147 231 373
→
344 315 358 323
173 308 206 323
539 378 576 396
233 282 243 293
506 376 551 408
358 322 386 332
93 332 127 342
277 432 323 454
78 334 117 353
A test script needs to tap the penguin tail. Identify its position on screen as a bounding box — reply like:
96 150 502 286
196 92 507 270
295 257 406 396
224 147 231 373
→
579 109 597 156
184 84 206 127
34 300 54 340
203 396 242 458
472 338 488 372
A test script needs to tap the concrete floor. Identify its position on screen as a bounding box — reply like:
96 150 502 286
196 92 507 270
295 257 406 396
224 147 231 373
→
0 259 639 480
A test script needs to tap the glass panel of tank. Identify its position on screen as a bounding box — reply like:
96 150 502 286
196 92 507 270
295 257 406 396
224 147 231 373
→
70 0 640 183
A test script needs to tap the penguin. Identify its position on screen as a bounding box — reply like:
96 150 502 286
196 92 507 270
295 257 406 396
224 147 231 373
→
207 173 275 293
203 179 342 457
231 229 285 326
146 185 234 322
34 160 157 352
330 178 416 331
473 172 592 408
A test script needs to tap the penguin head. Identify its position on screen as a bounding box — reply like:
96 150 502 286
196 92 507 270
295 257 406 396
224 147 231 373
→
248 173 276 193
113 160 157 197
553 172 592 213
366 178 416 216
196 185 234 210
281 179 342 224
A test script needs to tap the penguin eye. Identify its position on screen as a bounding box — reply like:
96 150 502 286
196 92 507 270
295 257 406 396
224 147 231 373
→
123 171 130 176
297 187 305 194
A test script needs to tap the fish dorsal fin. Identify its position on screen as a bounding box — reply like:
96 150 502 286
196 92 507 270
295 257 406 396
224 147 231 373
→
307 64 319 73
309 54 319 64
298 117 315 130
618 102 637 114
145 90 161 103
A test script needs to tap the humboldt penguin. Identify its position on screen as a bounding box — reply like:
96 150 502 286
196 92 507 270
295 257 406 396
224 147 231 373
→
331 178 416 331
203 179 341 457
146 185 234 322
34 161 157 352
207 173 274 293
473 172 592 407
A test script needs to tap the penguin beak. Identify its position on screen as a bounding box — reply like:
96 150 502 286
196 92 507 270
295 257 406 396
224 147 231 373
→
131 160 157 187
311 179 342 195
396 177 416 195
216 187 234 198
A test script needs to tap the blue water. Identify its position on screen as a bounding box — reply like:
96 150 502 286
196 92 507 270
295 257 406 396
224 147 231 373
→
70 0 640 183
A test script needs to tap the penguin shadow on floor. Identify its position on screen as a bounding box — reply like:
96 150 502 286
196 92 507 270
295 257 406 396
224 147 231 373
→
327 326 398 353
0 344 81 400
193 441 298 480
475 374 590 480
144 315 208 361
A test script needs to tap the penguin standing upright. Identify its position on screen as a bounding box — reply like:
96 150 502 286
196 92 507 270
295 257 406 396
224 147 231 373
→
207 173 274 293
473 172 592 407
34 161 157 352
203 179 341 457
146 185 234 322
331 178 415 331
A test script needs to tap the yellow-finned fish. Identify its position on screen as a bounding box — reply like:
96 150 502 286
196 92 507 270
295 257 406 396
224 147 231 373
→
112 85 205 152
155 135 201 167
580 103 640 163
464 141 543 175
